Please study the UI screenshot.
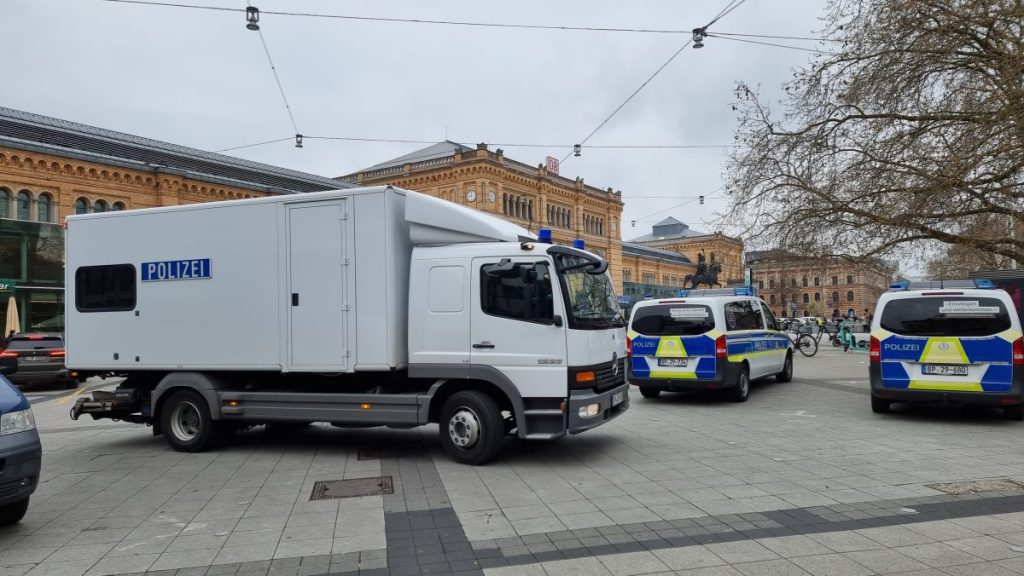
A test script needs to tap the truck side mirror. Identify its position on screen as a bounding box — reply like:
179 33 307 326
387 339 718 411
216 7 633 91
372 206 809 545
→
552 315 563 328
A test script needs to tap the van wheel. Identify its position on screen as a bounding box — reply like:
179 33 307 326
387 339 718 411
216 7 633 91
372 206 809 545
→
440 391 504 465
776 353 793 383
160 390 220 452
0 497 29 526
728 365 750 402
640 387 661 399
871 395 891 414
1003 404 1024 421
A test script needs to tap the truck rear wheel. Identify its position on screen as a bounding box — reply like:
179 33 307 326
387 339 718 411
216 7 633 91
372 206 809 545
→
439 391 504 465
160 390 220 452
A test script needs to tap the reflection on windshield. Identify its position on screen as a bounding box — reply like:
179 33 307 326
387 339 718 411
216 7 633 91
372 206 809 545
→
556 255 623 326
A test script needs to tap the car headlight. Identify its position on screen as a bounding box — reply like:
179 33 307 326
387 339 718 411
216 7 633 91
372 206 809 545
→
1 408 36 435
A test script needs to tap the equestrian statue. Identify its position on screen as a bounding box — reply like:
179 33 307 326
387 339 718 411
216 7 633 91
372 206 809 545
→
684 251 723 289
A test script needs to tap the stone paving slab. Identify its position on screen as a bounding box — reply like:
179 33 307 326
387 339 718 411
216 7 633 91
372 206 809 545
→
9 352 1024 575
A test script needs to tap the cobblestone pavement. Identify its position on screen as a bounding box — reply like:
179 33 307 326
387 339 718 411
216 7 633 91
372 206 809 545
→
7 349 1024 575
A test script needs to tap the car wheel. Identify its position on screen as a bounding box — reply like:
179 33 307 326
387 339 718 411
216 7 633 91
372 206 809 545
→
871 395 891 414
160 390 220 452
1003 404 1024 421
776 353 793 383
728 365 750 402
62 380 79 390
639 387 661 399
0 497 29 526
439 391 505 465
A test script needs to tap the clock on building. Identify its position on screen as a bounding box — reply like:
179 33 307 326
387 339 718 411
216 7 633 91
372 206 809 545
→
488 190 496 203
466 190 477 202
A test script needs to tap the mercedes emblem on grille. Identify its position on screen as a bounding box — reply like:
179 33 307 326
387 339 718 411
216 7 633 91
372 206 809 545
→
612 353 619 376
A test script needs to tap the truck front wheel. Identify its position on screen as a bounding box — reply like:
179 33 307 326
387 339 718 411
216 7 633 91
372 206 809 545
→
160 390 220 452
439 391 504 465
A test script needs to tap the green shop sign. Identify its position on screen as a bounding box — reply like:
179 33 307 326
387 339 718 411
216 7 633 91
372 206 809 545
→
0 279 15 292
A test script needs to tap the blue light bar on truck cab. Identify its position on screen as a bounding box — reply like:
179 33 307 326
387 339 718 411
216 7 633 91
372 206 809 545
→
572 239 585 249
889 279 994 291
677 287 755 297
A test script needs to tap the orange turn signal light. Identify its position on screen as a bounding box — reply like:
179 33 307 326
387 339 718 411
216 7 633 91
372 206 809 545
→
360 403 372 410
575 371 596 383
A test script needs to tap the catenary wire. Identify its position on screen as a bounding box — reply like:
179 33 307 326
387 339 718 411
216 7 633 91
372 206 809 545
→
559 0 748 163
214 135 734 153
104 0 807 38
252 20 300 134
706 33 835 54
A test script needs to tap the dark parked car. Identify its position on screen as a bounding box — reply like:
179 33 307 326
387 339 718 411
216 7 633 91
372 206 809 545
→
0 356 40 525
1 333 81 389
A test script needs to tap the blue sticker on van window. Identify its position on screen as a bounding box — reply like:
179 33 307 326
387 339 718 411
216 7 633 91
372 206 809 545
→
141 259 211 282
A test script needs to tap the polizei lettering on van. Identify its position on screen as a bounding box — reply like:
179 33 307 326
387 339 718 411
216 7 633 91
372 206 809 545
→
883 342 921 352
141 258 212 282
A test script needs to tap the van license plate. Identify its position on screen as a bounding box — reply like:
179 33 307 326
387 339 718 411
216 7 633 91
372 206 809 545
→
923 364 968 376
612 391 624 407
658 358 688 367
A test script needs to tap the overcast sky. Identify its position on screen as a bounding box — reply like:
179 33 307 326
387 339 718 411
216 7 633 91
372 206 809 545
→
5 0 827 241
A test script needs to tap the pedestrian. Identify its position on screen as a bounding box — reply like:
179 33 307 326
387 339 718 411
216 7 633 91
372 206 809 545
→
2 329 14 349
864 308 873 325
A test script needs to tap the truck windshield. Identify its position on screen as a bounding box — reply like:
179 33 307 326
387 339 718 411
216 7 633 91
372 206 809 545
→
555 254 624 329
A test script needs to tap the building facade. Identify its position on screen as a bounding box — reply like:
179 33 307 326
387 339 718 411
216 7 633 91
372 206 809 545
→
746 250 894 320
342 142 629 287
0 106 345 333
620 242 695 301
628 217 745 287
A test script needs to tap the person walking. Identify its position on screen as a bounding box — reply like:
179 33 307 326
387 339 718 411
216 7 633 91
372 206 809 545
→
2 330 14 349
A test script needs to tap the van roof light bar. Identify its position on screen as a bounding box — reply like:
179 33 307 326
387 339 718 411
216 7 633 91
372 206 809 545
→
677 287 755 297
889 279 995 291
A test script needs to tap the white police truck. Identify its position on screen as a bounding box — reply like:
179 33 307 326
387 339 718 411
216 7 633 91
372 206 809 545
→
66 186 629 464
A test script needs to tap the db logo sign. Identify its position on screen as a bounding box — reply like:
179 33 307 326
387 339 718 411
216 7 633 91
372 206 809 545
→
937 342 950 352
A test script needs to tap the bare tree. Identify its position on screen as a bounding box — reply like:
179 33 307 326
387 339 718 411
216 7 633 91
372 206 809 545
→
726 0 1024 266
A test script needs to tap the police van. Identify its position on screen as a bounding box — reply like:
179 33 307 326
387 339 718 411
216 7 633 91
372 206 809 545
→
627 288 793 402
870 279 1024 419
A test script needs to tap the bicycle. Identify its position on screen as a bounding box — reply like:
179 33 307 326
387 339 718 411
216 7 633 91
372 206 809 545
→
782 320 818 357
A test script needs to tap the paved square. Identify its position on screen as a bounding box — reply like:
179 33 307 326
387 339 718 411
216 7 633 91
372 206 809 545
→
7 349 1024 575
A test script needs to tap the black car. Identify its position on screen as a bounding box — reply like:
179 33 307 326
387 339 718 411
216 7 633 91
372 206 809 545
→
2 333 82 389
0 356 41 525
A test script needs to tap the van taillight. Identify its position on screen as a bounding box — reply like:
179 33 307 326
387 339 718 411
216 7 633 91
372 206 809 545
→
715 335 727 359
626 336 633 357
869 337 880 362
1014 338 1024 366
49 349 65 357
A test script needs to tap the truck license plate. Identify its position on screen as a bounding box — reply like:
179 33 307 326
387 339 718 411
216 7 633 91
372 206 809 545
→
922 364 968 376
658 357 688 367
612 391 624 407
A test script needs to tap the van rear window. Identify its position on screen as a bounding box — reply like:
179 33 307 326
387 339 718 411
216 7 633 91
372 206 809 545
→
631 304 714 336
880 296 1011 337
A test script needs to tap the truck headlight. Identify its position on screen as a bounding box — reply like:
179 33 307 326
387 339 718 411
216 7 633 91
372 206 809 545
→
578 403 601 418
1 408 36 435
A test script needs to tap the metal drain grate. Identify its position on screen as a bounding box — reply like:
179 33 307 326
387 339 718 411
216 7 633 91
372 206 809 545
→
927 479 1024 495
310 476 394 500
357 443 424 461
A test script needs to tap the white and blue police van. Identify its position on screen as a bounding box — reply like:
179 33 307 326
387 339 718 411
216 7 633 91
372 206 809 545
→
870 279 1024 419
627 287 794 402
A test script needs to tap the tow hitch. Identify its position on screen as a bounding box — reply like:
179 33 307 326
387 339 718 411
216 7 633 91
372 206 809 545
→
70 389 150 424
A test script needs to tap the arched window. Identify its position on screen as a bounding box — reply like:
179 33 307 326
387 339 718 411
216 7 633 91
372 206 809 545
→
847 291 855 302
0 188 10 219
16 190 31 220
37 193 52 223
75 197 89 215
112 201 126 211
528 199 533 221
502 194 508 215
93 199 108 213
802 293 810 304
814 293 821 302
623 270 632 282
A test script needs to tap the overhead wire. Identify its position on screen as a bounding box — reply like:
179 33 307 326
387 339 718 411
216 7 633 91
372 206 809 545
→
705 33 835 54
214 135 733 153
559 0 748 163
